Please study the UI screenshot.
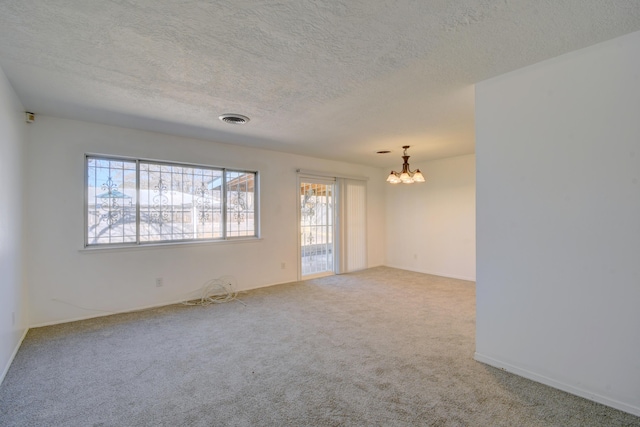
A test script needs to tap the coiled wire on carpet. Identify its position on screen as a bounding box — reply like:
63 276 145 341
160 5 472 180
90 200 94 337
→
181 276 245 306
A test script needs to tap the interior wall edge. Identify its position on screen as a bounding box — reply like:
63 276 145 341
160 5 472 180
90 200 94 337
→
383 264 476 282
0 328 29 386
474 353 640 417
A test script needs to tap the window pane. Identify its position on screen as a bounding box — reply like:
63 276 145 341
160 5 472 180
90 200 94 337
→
86 156 256 246
87 157 137 245
139 162 223 242
226 171 256 237
300 182 334 276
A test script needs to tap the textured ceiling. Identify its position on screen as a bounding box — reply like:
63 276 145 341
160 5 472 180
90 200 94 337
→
1 1 640 167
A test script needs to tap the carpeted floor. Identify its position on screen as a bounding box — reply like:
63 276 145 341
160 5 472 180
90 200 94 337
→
1 267 639 426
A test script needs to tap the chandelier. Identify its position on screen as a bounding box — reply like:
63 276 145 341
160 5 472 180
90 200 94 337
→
386 146 425 184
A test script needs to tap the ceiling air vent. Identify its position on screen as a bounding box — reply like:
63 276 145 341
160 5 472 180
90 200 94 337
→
219 114 250 125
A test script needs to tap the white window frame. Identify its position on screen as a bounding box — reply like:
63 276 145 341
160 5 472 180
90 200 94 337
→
84 154 259 248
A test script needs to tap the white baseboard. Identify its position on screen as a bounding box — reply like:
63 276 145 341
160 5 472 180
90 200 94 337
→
474 352 640 417
384 263 476 282
30 298 191 328
1 327 29 386
29 279 294 329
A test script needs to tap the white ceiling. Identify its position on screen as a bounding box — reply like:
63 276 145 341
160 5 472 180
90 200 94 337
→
1 1 640 168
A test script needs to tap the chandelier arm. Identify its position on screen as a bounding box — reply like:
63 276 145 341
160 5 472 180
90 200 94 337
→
386 146 424 183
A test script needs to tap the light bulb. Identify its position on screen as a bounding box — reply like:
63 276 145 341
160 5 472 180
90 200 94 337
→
400 172 413 183
413 170 425 183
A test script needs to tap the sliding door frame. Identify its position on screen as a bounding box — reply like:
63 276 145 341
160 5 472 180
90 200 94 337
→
297 175 338 280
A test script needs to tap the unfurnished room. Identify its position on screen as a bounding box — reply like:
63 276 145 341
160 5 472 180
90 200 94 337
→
1 1 639 426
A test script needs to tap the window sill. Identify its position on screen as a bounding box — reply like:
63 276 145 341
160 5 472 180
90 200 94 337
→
79 237 263 254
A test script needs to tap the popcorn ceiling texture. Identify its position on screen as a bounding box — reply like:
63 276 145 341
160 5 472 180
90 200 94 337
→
0 1 639 165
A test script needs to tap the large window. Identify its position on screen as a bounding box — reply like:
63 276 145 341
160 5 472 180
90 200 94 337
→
86 155 257 247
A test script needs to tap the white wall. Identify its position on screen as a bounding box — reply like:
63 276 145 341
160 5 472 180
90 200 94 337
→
26 116 386 326
0 65 29 383
385 154 476 281
476 30 640 416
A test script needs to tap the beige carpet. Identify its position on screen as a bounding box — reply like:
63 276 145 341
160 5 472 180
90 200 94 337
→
1 267 638 426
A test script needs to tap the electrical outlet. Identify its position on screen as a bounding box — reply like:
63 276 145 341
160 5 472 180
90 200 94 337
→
155 278 163 287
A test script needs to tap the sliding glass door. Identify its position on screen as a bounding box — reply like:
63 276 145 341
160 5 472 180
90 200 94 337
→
299 179 335 278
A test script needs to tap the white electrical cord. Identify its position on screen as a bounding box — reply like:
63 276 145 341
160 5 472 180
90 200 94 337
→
181 276 245 306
